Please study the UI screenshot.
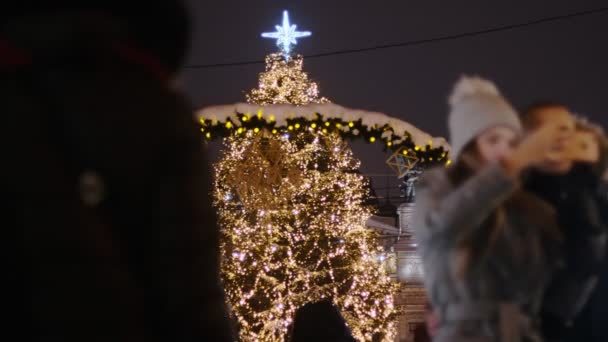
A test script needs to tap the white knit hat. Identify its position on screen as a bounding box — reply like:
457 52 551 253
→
448 75 522 159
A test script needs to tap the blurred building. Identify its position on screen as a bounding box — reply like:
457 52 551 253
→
365 171 427 342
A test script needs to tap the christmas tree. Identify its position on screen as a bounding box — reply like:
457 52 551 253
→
246 53 329 106
213 10 399 341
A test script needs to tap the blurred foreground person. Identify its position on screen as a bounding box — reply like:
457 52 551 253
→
414 76 569 341
1 3 234 341
522 104 608 342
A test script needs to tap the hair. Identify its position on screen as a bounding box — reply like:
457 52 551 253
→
575 118 608 176
521 101 567 130
446 142 562 279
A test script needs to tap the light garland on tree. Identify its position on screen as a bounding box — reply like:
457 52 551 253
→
215 130 400 341
205 10 449 341
246 53 328 106
197 102 451 166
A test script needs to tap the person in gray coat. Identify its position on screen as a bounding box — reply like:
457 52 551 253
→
413 76 576 341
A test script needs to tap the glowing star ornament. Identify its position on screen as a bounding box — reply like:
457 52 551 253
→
261 10 311 58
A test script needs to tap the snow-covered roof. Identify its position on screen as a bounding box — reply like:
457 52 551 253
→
196 102 450 151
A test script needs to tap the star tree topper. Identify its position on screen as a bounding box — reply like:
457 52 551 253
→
261 10 311 58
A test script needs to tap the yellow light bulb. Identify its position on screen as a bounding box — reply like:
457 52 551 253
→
414 146 420 151
269 115 276 122
257 109 263 119
325 122 330 127
387 141 392 147
336 123 342 128
254 127 260 133
348 122 354 128
295 123 301 129
272 129 278 134
226 122 233 129
205 132 211 138
402 150 408 155
288 125 294 131
237 128 244 134
311 123 317 128
370 137 376 143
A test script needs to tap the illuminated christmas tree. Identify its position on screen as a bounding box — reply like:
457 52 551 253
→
246 53 329 106
213 10 399 341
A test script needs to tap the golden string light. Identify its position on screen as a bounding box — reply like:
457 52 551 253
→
214 42 400 341
215 130 400 341
246 53 329 106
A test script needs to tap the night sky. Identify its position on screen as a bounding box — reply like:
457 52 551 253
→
179 0 608 196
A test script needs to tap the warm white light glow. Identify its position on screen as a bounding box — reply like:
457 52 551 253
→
261 10 311 57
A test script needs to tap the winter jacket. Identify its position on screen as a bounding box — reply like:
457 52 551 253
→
2 12 235 342
525 165 608 342
413 163 563 342
567 177 608 342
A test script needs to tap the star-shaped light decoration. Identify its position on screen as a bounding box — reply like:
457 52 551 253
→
261 10 311 59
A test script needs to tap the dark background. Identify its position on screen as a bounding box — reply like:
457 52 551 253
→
179 0 608 197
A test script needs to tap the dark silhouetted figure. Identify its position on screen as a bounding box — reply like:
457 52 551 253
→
522 103 608 342
413 324 431 342
2 3 234 341
290 299 357 342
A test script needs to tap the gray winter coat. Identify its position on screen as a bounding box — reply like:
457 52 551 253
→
413 164 564 342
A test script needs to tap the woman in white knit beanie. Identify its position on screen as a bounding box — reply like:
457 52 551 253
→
413 75 572 341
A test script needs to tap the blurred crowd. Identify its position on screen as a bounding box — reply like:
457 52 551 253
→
414 77 608 342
